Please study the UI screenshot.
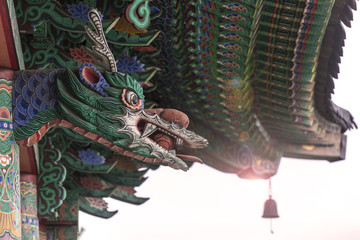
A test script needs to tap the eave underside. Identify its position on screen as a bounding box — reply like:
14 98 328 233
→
254 0 356 161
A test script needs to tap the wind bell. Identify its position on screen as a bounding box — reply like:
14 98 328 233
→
262 178 279 234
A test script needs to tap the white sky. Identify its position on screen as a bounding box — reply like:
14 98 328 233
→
79 9 360 240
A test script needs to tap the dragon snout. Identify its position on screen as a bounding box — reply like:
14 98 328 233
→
159 109 190 128
144 108 190 150
112 107 207 170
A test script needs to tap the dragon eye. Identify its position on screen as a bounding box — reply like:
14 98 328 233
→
126 91 138 105
122 89 142 109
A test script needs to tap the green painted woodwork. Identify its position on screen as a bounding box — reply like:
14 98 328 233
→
37 132 67 219
46 190 79 223
98 173 147 187
46 226 78 240
143 0 354 176
0 78 21 239
65 174 115 198
14 0 355 180
79 196 117 219
111 186 149 205
15 0 160 70
36 127 150 221
126 0 151 30
20 175 39 240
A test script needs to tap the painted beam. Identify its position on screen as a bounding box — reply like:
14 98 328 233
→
0 69 21 240
0 0 24 70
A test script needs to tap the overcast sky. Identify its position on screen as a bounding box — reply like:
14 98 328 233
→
79 9 360 240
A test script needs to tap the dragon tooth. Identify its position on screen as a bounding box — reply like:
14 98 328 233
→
176 138 184 146
140 123 157 138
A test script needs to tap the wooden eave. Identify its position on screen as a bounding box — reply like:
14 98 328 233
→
254 0 356 161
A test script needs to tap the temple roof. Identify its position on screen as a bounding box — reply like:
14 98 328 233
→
13 0 358 179
145 0 358 177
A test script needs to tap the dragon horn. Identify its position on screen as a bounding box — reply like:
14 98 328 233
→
84 9 117 72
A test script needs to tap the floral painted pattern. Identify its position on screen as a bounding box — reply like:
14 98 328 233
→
116 53 145 74
85 197 108 211
79 177 106 191
116 186 136 195
67 2 103 22
69 46 96 64
0 155 11 167
78 149 105 165
67 2 91 22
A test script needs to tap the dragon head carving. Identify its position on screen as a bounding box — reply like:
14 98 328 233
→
13 9 208 171
56 64 207 170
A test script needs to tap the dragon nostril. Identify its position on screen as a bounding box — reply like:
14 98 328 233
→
160 109 189 128
82 66 100 84
174 123 183 129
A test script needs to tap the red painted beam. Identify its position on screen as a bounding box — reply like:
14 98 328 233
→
0 1 20 70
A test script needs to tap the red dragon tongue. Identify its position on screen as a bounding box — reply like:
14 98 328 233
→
148 108 190 150
146 109 204 165
176 154 204 164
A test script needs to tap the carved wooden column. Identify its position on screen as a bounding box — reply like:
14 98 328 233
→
0 70 21 240
20 174 39 240
0 0 24 237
